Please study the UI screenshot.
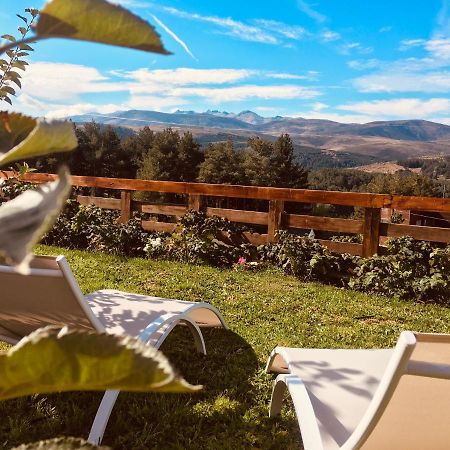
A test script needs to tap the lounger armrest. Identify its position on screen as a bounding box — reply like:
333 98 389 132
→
270 373 324 450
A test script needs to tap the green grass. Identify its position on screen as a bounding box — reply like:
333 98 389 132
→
2 245 450 449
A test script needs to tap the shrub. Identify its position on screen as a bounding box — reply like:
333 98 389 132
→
145 211 254 266
349 236 450 304
259 231 358 284
38 199 450 305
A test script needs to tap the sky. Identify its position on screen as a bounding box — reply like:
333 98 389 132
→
2 0 450 124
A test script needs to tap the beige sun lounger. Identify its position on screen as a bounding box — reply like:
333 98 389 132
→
266 331 450 450
0 254 227 445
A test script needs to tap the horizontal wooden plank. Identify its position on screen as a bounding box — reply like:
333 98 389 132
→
139 203 188 216
6 171 450 212
380 223 450 243
206 207 268 225
319 240 364 256
242 232 268 246
286 214 363 234
141 221 177 233
77 195 120 210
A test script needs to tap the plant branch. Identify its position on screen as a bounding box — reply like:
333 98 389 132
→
0 35 45 57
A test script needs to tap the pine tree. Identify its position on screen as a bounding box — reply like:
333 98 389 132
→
197 141 244 184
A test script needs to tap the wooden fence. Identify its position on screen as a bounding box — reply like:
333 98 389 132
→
7 172 450 257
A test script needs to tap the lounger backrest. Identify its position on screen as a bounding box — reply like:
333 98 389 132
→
0 255 103 343
347 332 450 450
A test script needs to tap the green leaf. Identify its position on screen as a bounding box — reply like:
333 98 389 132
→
25 8 39 17
9 77 21 88
0 86 16 96
0 326 200 401
18 27 28 36
16 14 28 24
12 60 27 71
1 34 16 42
18 43 33 51
36 0 170 54
0 59 8 66
0 169 71 270
0 113 78 166
4 70 22 80
1 96 12 105
11 437 110 450
16 52 29 57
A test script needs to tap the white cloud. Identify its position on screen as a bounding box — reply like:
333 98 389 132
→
348 59 380 70
110 0 148 8
339 42 373 55
125 68 253 87
337 98 450 118
252 19 307 40
311 102 328 111
161 7 279 44
168 84 320 103
379 26 392 33
399 38 426 51
46 103 123 119
321 30 341 42
11 61 320 117
127 95 188 111
297 0 327 23
354 70 450 93
294 110 375 123
19 62 127 102
425 38 450 60
268 71 318 80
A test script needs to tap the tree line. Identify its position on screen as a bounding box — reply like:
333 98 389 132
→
29 121 447 198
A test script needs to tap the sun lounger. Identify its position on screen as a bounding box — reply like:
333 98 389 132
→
0 254 227 444
265 331 450 450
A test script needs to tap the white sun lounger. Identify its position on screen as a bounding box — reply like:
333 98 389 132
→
266 331 450 450
0 254 228 445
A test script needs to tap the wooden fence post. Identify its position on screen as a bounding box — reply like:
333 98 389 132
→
268 200 284 242
188 194 203 211
362 207 381 257
119 190 132 223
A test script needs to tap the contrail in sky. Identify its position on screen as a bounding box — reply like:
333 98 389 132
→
151 14 198 61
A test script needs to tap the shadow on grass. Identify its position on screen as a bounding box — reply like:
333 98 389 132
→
0 327 300 449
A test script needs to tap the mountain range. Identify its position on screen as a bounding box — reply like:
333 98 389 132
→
71 109 450 166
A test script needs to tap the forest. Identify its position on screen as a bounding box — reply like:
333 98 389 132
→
28 121 449 198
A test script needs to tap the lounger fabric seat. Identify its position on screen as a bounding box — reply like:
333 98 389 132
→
266 332 450 450
0 254 228 444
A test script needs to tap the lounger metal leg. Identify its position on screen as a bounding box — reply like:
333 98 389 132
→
269 374 288 417
271 374 324 450
88 389 120 445
87 317 207 444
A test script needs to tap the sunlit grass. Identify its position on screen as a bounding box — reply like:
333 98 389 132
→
1 245 449 449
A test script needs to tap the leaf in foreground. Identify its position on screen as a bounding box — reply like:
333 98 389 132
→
35 0 170 54
0 112 77 167
0 326 200 401
11 437 110 450
0 169 70 271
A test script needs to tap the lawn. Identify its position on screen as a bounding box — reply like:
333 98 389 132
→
1 245 450 449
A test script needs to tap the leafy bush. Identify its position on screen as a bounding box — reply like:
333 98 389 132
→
43 202 148 257
259 231 358 284
40 202 450 304
145 211 254 266
349 236 450 304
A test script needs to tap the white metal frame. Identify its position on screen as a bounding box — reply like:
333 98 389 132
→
0 255 228 445
266 331 450 450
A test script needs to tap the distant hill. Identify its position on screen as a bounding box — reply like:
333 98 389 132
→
71 109 450 161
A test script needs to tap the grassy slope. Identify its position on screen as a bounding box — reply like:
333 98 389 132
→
1 245 450 449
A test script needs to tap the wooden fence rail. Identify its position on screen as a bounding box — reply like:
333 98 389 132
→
5 172 450 257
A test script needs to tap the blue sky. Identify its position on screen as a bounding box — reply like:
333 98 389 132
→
2 0 450 123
